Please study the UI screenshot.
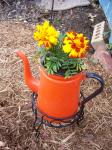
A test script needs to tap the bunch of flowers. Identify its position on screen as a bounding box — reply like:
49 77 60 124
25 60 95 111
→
34 20 89 78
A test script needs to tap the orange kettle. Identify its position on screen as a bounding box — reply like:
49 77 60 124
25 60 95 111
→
16 51 104 122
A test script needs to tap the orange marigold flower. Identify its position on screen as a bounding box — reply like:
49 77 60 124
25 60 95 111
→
63 32 89 58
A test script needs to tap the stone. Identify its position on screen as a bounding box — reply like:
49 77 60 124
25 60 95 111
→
93 45 112 73
0 141 5 147
40 0 90 11
102 52 112 73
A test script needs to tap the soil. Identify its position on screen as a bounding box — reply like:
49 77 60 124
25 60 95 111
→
0 0 112 150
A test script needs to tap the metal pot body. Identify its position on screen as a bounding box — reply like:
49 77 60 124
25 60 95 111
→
37 67 86 119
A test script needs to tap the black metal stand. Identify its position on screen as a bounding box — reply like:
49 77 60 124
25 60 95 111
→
31 73 104 138
32 92 85 138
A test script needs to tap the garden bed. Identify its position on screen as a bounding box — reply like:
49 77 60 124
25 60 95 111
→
0 1 112 150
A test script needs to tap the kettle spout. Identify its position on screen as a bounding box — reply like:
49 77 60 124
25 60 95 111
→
16 51 39 93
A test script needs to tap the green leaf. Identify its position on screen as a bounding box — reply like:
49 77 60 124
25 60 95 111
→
54 18 61 25
58 33 66 41
53 65 57 72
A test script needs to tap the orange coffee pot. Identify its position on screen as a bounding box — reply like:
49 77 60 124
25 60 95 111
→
16 51 104 123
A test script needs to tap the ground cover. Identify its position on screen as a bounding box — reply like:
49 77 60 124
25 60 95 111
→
0 1 112 149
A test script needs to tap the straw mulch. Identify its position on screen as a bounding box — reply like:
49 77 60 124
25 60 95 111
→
0 21 112 150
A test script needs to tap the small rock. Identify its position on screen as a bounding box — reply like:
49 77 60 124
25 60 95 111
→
88 13 97 22
0 141 5 147
8 10 16 18
103 52 112 73
93 45 112 73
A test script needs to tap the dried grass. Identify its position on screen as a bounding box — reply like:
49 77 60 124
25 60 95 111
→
0 21 112 150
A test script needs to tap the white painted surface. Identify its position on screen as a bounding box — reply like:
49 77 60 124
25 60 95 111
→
91 21 105 49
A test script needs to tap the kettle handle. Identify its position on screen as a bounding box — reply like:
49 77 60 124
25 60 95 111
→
81 73 104 105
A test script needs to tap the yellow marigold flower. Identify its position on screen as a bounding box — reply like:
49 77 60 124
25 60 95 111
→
63 32 89 58
34 21 59 49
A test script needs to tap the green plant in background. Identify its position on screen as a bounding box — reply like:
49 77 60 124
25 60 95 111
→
106 43 112 55
103 30 112 56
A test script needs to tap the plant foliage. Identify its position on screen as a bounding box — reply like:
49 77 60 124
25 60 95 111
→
34 21 89 78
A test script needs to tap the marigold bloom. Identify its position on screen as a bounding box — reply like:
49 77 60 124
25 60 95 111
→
63 32 89 58
34 21 59 49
